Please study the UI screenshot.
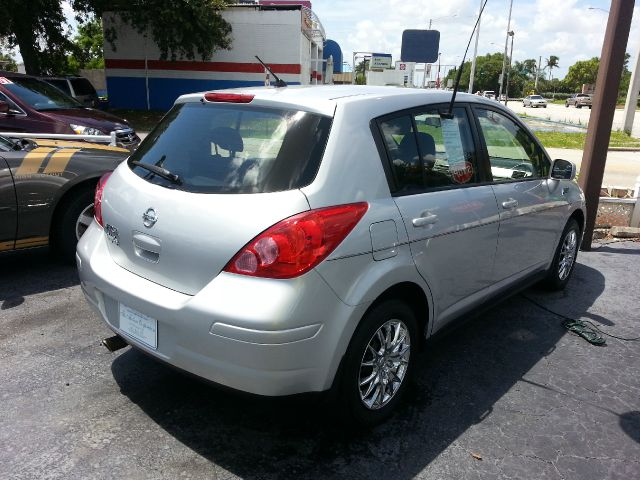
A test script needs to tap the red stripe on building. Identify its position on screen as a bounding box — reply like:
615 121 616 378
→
105 59 301 74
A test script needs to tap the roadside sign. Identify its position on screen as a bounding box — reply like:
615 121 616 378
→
401 30 440 63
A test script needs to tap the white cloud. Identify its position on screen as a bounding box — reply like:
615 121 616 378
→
313 0 640 79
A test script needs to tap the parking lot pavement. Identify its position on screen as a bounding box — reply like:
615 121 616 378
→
1 243 639 480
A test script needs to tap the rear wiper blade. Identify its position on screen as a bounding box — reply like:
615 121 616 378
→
131 160 182 185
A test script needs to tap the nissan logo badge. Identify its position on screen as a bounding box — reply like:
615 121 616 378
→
142 208 158 228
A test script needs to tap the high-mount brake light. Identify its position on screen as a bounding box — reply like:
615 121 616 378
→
204 93 255 103
224 203 369 279
94 172 112 227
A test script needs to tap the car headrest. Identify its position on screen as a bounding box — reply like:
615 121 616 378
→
211 127 244 152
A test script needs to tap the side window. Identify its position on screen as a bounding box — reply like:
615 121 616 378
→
379 115 422 191
379 107 479 193
413 108 479 188
0 92 23 115
476 108 550 182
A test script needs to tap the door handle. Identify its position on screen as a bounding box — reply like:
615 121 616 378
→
412 213 439 227
501 198 518 210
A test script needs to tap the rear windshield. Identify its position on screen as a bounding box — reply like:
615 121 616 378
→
71 78 96 96
128 101 332 194
3 76 81 110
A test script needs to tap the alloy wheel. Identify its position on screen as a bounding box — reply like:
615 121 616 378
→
558 229 577 280
358 319 410 410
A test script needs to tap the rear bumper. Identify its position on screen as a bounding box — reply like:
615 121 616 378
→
77 223 368 396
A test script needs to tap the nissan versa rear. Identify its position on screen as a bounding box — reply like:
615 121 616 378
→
77 86 585 424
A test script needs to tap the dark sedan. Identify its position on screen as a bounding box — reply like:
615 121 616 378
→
0 71 139 149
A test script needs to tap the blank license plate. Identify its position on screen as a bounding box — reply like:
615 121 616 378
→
119 304 158 350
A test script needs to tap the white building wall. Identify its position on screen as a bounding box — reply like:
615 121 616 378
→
103 7 318 109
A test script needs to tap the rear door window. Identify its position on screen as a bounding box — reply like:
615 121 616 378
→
378 106 480 193
129 102 332 193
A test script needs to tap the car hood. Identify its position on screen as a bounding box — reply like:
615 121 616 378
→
39 108 132 133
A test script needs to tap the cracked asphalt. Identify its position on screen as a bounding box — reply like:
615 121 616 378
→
1 241 639 479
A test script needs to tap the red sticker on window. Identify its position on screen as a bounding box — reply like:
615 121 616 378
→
0 77 13 84
451 161 474 184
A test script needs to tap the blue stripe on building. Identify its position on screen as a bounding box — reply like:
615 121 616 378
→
107 77 300 110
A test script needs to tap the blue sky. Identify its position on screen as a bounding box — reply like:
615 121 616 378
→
312 0 640 79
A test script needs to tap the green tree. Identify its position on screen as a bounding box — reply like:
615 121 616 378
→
355 59 369 85
546 55 559 80
563 57 600 92
0 0 233 75
70 18 105 71
0 50 18 72
444 52 505 93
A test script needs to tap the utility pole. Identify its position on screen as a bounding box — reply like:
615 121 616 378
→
504 31 514 105
468 0 483 94
534 55 542 91
579 0 635 249
623 44 640 134
498 0 514 99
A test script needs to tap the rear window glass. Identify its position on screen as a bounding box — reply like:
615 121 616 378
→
128 102 332 194
70 78 96 96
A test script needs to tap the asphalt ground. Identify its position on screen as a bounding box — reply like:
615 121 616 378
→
1 242 639 480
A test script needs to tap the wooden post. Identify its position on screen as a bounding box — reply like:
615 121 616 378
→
579 0 635 250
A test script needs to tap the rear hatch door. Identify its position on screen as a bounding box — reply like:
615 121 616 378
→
101 98 332 295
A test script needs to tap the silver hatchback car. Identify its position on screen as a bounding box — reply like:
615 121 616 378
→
77 86 585 425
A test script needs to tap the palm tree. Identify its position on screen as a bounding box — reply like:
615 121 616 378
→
546 55 559 80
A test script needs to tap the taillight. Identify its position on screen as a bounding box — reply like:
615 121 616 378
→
94 172 112 227
224 203 368 279
204 92 254 103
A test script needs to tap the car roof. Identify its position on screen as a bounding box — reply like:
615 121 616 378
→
176 85 499 117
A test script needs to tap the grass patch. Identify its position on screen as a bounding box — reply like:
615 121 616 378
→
108 109 167 132
535 130 640 149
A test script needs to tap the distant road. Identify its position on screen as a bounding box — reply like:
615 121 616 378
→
506 102 640 138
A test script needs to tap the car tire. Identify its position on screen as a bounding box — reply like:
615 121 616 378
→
577 105 582 109
339 299 418 427
541 219 580 291
52 186 95 263
565 103 569 108
543 105 547 108
589 106 592 109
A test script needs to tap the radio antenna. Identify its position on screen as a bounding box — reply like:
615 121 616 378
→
442 0 489 119
255 56 287 88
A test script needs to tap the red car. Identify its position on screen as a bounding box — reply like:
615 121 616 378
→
0 71 139 149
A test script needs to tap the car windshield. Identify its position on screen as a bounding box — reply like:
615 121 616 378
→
128 101 332 194
531 95 543 99
3 77 82 111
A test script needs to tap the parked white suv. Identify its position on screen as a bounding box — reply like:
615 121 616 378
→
77 86 585 425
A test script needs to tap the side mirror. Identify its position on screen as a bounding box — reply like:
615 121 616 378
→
550 158 576 181
0 100 9 114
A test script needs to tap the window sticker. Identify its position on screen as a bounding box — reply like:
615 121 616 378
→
441 118 465 166
451 161 474 184
0 77 13 84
